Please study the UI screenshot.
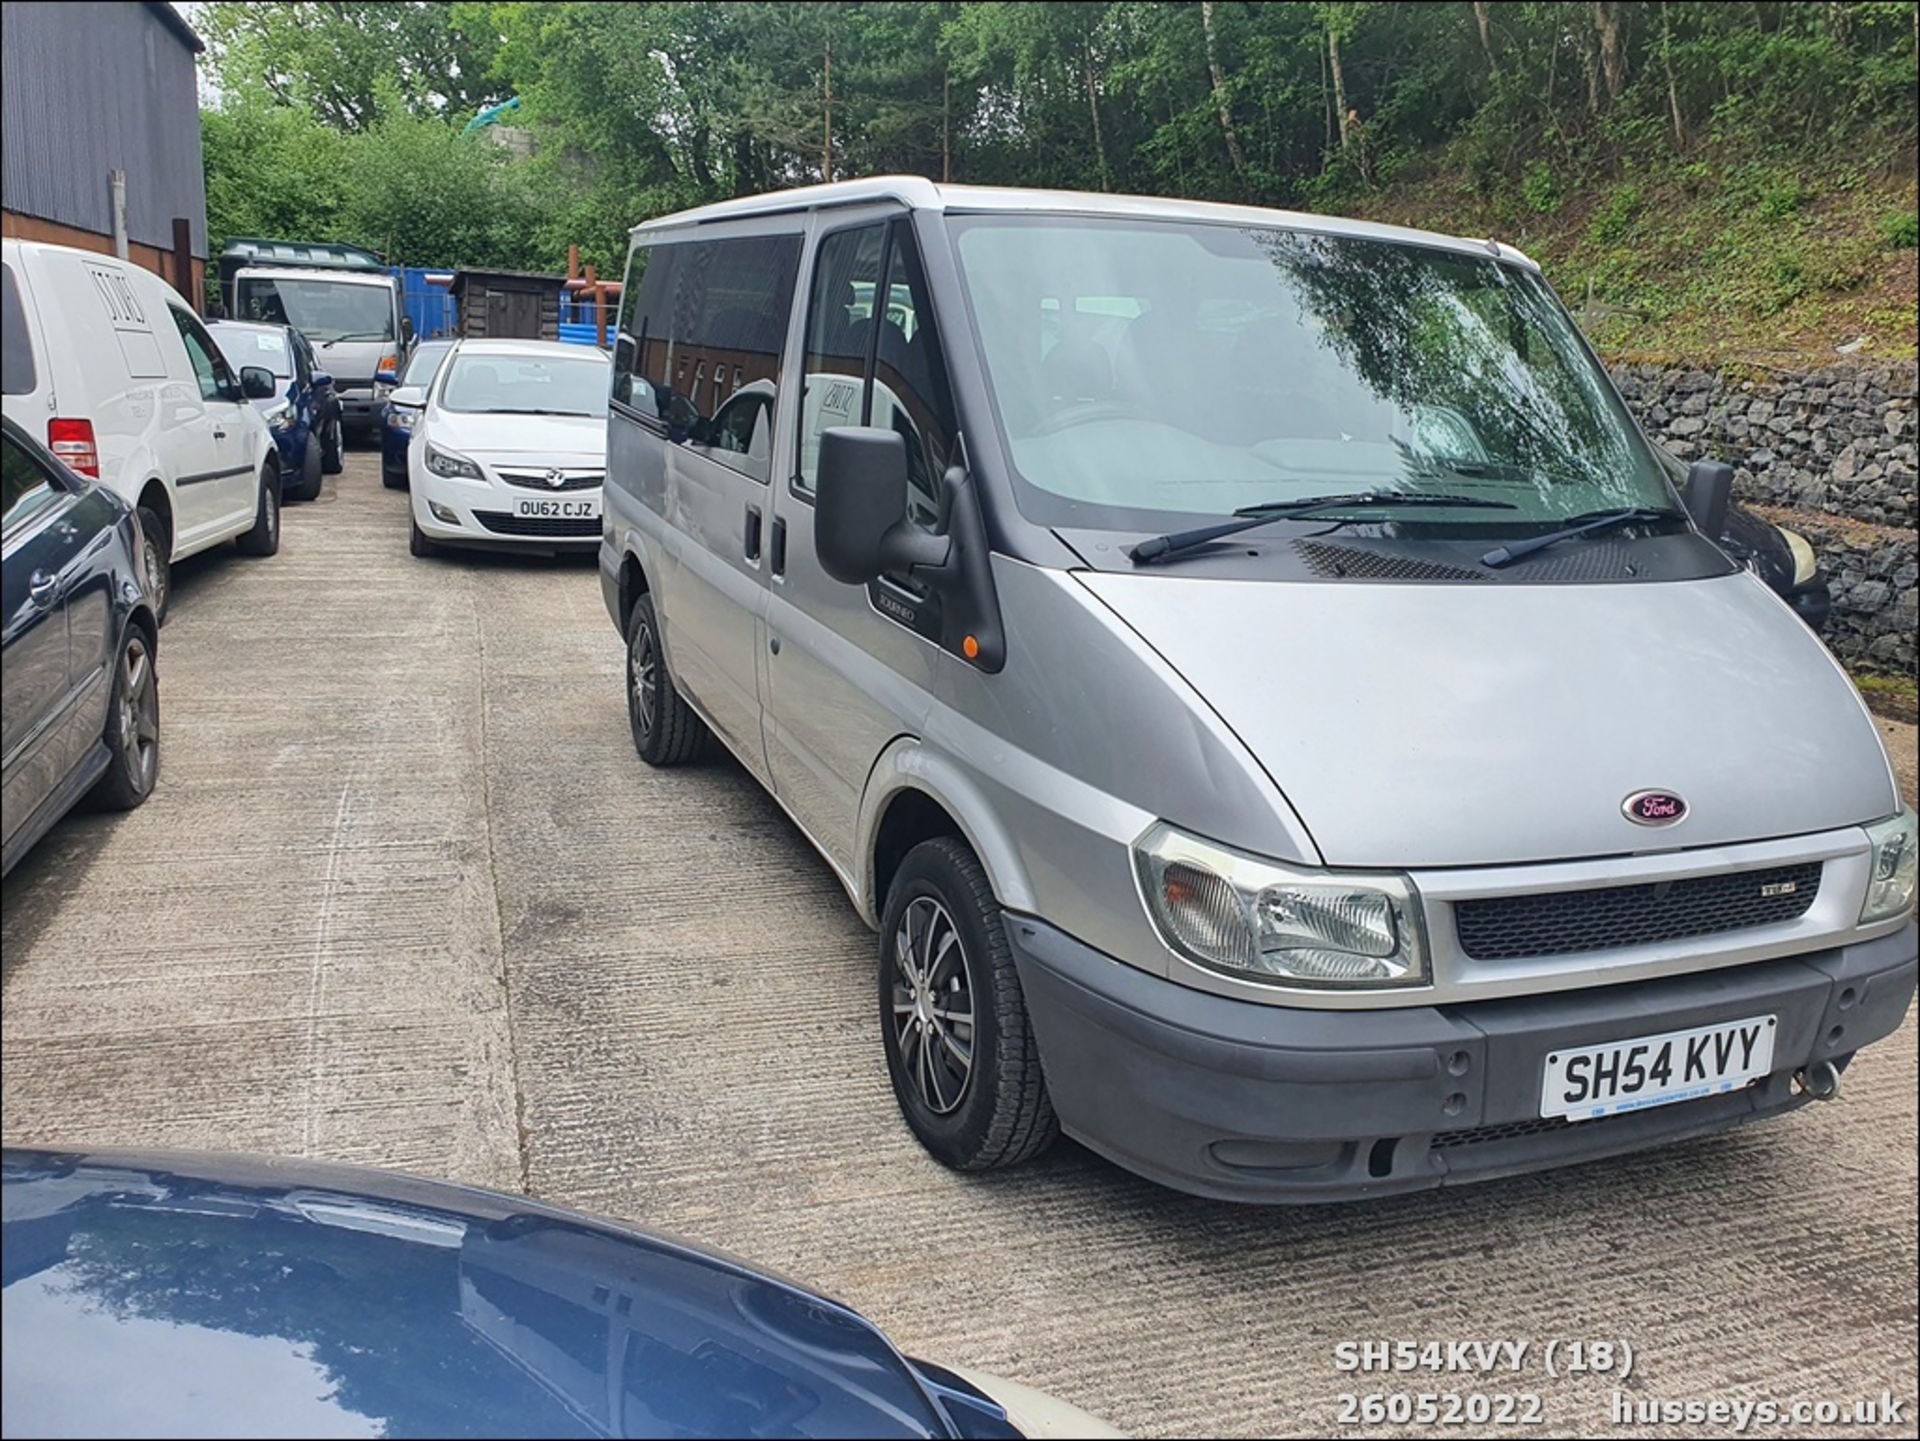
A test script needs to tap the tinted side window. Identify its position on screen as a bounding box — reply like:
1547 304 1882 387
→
291 332 313 387
615 244 675 422
2 264 35 396
873 222 958 532
796 225 886 492
796 221 956 531
171 308 237 402
615 235 802 486
2 431 60 533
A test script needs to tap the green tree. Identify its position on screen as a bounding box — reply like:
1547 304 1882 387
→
199 0 510 130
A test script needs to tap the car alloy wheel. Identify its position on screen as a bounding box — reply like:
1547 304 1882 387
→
119 632 158 792
890 896 976 1115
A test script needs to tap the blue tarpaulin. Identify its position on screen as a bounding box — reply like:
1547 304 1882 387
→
392 266 457 339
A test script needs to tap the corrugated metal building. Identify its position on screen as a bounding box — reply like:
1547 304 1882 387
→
1 1 209 309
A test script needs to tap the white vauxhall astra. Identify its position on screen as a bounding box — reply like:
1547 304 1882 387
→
404 339 611 557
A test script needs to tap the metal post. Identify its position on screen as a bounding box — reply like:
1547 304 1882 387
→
109 170 129 259
172 218 194 309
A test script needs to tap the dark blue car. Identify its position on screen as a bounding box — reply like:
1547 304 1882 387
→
381 339 454 488
208 319 337 502
0 1147 1115 1439
1 417 160 876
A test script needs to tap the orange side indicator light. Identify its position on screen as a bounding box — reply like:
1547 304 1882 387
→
962 634 981 661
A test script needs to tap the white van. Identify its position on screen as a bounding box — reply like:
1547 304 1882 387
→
2 239 283 618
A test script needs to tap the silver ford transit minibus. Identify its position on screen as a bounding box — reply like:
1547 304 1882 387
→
600 178 1916 1203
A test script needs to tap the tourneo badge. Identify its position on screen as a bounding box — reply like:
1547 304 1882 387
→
1623 790 1687 826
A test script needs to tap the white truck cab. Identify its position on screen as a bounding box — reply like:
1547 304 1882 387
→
219 238 410 439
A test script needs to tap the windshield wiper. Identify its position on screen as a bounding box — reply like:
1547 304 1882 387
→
486 407 597 417
1480 506 1689 569
1130 492 1519 566
321 332 391 347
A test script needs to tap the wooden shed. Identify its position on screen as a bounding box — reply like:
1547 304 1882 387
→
451 267 563 341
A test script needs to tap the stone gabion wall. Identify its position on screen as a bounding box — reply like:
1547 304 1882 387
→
1609 360 1918 676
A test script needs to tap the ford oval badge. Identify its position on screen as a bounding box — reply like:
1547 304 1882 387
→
1623 790 1687 826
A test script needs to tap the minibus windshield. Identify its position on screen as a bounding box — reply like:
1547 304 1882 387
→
949 217 1673 531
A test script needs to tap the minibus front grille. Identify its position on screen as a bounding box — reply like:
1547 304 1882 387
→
1453 861 1823 961
473 512 602 539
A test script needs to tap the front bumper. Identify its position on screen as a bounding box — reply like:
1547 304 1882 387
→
1009 914 1916 1203
336 386 385 430
412 468 603 553
1786 573 1833 633
381 415 415 476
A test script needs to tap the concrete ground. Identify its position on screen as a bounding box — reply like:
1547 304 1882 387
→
4 448 1915 1439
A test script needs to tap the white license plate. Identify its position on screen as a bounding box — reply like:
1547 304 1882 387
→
513 497 598 519
1541 1015 1776 1121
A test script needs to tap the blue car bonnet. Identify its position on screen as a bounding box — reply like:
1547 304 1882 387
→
1 1148 986 1439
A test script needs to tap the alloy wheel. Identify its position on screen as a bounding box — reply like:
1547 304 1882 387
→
120 634 158 791
630 624 657 737
142 533 166 613
891 897 975 1114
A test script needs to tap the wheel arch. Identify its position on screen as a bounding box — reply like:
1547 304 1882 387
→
617 545 651 638
135 478 173 553
856 738 1037 929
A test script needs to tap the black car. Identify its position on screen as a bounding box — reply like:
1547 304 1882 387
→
1 415 159 875
1720 500 1832 633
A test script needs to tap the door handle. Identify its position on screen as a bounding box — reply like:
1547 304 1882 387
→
743 504 762 562
27 571 58 609
212 427 228 440
770 517 787 577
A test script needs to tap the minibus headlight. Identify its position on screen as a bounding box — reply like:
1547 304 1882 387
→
426 443 483 481
1860 808 1918 924
1133 823 1427 988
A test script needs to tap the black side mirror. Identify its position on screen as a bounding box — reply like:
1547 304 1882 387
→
1684 459 1734 539
240 366 276 400
815 428 951 585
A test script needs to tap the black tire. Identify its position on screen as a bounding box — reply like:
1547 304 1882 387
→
381 462 406 491
408 515 437 557
292 433 324 502
87 622 159 812
625 593 706 765
235 463 280 556
136 503 171 625
879 837 1057 1171
320 417 343 475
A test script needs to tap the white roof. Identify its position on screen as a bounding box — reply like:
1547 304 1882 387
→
631 176 1538 270
233 265 393 286
450 338 608 360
